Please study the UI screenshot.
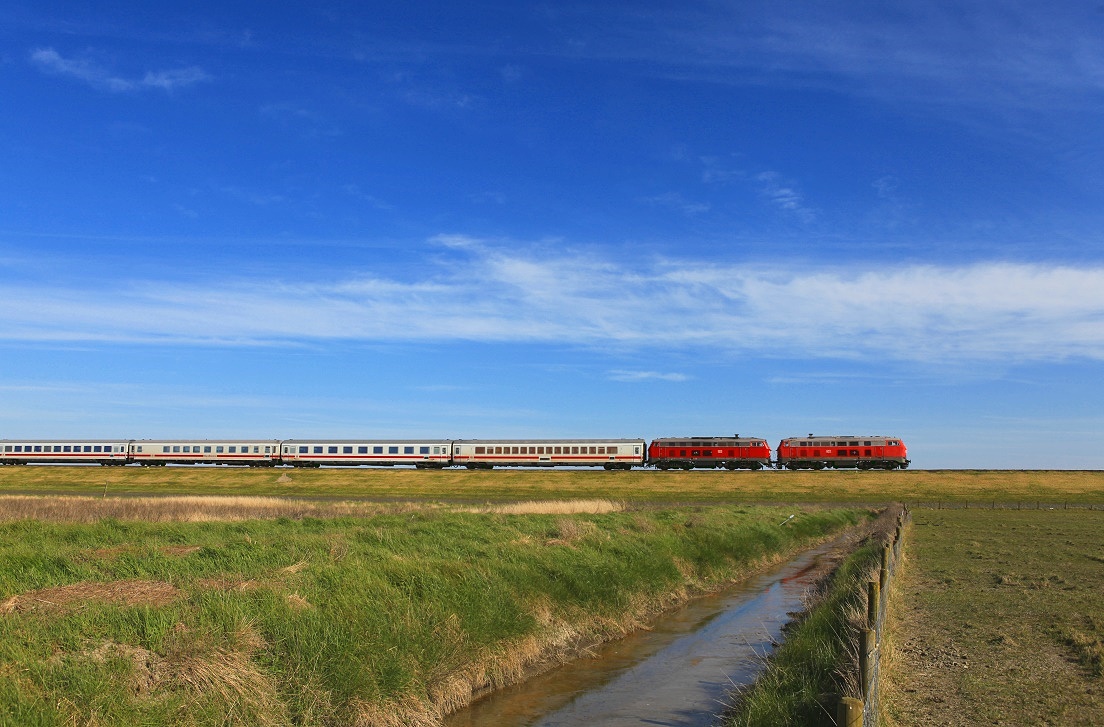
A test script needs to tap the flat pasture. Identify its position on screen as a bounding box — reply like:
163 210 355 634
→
1 466 1103 504
885 509 1104 725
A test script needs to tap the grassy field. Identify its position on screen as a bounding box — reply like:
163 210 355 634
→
1 465 1103 504
884 509 1104 726
0 501 865 726
3 468 1103 726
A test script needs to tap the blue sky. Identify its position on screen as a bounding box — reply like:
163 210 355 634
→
3 1 1104 468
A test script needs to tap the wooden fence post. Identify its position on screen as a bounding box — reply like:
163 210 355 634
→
860 628 876 697
836 697 863 726
867 580 879 629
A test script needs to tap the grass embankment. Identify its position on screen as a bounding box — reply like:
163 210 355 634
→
883 509 1104 725
1 467 1103 504
0 502 866 726
722 510 895 726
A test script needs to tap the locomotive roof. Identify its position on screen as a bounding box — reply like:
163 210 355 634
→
781 435 900 440
652 436 766 441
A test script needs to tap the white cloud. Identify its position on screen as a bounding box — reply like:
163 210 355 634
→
2 239 1104 365
608 371 689 383
30 47 209 92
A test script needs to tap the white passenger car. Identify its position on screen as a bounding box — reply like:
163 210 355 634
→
281 440 454 468
0 440 131 466
129 440 281 466
452 439 646 470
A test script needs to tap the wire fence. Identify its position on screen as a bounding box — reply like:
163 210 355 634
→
908 501 1102 511
836 507 910 727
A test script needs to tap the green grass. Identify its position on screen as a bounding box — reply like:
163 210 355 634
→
0 505 866 726
883 509 1104 725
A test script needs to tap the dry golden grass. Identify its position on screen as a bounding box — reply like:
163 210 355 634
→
1 579 181 614
2 466 1103 505
0 494 439 522
464 498 625 515
0 495 631 524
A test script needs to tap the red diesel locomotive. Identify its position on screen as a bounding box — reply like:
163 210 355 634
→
647 436 772 470
775 435 909 470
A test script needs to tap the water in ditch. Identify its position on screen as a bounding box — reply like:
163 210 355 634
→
444 540 839 727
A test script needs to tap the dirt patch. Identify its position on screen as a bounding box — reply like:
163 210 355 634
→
86 641 164 694
88 545 138 560
161 545 203 556
1 579 181 615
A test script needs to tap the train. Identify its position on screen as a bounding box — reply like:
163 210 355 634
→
0 434 910 470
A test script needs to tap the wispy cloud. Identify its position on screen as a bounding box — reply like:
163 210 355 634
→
2 236 1104 365
643 192 711 217
756 172 815 222
548 3 1104 115
608 370 689 383
30 47 209 92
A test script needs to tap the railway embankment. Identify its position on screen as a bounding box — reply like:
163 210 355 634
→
0 499 869 726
